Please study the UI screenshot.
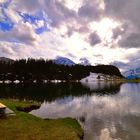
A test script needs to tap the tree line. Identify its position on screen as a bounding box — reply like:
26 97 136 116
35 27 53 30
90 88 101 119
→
0 58 123 83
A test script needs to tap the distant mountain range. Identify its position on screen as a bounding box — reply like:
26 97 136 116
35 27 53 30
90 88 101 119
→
0 56 91 66
53 56 91 66
124 68 140 79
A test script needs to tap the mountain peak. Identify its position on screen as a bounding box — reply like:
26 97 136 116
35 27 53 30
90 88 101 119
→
53 56 75 66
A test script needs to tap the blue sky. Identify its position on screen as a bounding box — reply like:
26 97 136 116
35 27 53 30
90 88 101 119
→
19 11 49 34
0 2 49 33
0 0 140 71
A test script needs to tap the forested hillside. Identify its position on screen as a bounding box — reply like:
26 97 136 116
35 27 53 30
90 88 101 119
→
0 58 123 82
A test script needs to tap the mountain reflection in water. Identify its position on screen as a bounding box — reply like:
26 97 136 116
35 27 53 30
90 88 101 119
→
1 82 140 140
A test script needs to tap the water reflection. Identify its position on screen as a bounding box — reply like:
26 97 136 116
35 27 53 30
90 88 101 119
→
0 83 90 101
0 82 121 101
81 81 121 95
1 82 140 140
30 82 140 140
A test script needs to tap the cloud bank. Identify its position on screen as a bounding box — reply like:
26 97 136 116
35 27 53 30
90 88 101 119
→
0 0 140 71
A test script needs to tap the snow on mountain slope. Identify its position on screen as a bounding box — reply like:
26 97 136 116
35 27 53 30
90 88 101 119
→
53 56 75 66
79 58 91 66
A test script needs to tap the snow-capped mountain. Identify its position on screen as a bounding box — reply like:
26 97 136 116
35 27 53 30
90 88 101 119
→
53 56 75 66
79 58 91 66
124 68 140 79
0 57 14 63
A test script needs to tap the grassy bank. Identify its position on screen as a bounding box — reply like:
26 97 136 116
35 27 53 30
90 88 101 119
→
124 79 140 83
131 79 140 82
0 99 83 140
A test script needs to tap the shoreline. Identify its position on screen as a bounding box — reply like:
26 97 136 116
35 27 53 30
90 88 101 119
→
0 99 84 140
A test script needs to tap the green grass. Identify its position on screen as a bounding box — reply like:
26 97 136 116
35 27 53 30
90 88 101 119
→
124 79 140 83
0 99 83 140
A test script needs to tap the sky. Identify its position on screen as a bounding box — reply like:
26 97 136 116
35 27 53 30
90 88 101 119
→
0 0 140 71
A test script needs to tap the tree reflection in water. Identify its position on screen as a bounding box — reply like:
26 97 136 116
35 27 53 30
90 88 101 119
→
0 82 121 102
1 82 140 140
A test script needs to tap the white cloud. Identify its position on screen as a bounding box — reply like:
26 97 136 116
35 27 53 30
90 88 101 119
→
0 0 5 3
35 20 44 28
0 0 140 71
0 21 40 46
4 7 20 23
0 42 15 56
58 0 83 12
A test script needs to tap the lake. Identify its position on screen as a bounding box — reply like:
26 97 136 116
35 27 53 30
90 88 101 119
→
0 82 140 140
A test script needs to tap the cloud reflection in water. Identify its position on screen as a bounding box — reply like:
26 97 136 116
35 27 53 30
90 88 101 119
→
31 83 140 140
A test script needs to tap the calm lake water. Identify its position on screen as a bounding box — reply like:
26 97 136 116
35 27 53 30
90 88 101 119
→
0 82 140 140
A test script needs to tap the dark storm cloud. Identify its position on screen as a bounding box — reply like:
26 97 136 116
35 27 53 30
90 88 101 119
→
104 0 126 19
112 24 127 39
105 0 140 27
78 1 101 20
88 32 101 46
119 33 140 48
43 0 77 28
104 0 140 48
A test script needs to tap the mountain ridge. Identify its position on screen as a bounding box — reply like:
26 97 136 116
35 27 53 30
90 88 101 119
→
52 56 75 66
0 57 14 63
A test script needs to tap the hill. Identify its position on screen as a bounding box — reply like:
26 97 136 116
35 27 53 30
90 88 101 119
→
92 65 123 77
0 57 14 63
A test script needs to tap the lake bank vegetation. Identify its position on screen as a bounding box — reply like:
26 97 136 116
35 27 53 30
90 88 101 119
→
0 99 83 140
125 78 140 83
